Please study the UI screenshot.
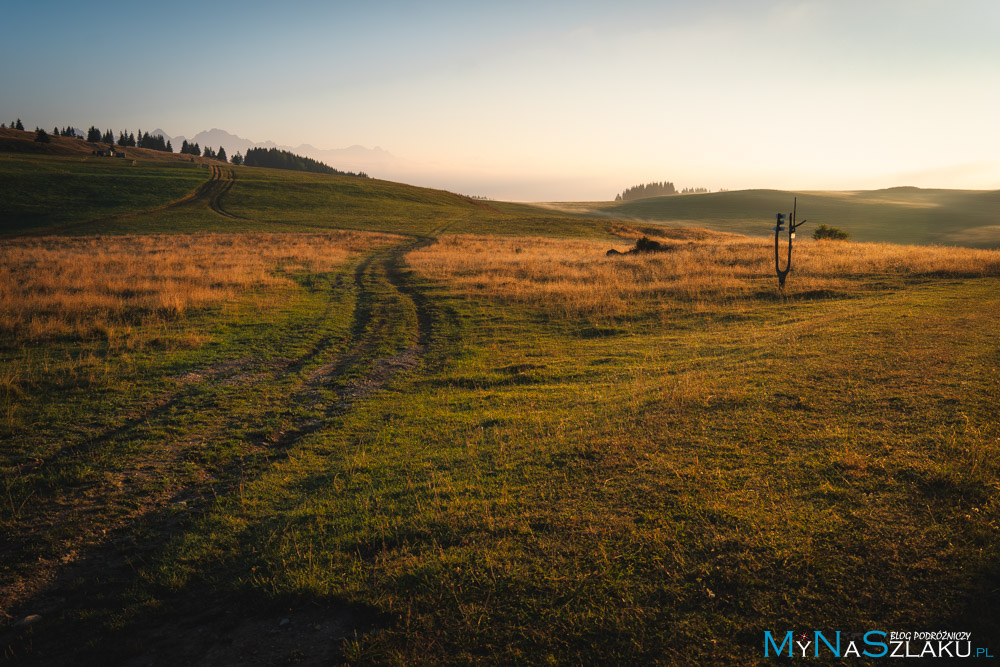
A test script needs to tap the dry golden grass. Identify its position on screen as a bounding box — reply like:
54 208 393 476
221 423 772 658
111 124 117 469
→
0 232 399 342
407 232 1000 320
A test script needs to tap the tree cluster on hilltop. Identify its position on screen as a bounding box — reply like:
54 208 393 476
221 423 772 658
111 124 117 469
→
78 126 173 152
178 142 231 162
135 130 171 152
614 182 712 201
179 139 201 156
615 182 676 201
243 147 368 177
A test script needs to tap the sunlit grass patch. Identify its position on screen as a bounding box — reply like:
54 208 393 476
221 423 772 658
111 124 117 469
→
0 231 399 343
408 233 1000 320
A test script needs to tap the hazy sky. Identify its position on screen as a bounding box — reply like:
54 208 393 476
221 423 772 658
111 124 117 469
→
3 0 999 199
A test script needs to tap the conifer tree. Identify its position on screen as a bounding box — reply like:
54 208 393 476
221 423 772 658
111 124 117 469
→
217 146 227 163
243 147 367 177
15 119 24 131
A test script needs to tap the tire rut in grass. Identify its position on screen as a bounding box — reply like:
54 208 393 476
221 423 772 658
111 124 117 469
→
19 163 240 236
0 260 356 622
1 239 450 664
275 238 437 441
205 165 243 219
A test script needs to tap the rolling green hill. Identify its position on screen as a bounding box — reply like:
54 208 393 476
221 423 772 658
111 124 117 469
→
584 187 1000 247
6 131 999 248
2 139 999 664
0 150 601 239
0 153 210 234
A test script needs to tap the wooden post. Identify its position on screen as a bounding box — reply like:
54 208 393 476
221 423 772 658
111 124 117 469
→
774 198 806 289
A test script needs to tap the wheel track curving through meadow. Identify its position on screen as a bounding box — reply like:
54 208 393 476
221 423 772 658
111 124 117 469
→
22 162 242 236
1 232 456 664
203 164 243 219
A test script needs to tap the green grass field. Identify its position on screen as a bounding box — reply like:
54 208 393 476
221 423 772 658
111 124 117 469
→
0 154 208 234
1 150 998 664
577 188 1000 248
1 152 601 239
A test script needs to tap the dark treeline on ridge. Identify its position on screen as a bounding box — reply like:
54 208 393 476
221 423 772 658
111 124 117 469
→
179 139 201 156
82 127 173 153
243 147 368 177
3 120 179 155
616 182 676 201
615 182 712 201
8 115 368 174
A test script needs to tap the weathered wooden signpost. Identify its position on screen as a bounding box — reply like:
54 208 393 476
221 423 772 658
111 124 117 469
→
774 198 806 288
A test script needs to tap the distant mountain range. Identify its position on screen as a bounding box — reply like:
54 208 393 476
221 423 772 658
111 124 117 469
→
148 128 394 176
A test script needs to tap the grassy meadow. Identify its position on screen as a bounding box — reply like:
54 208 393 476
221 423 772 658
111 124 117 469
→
0 154 208 234
570 188 1000 248
0 232 400 341
0 151 600 239
1 149 999 664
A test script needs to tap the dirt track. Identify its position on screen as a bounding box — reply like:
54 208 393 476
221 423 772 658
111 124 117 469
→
1 234 451 665
202 164 242 219
22 162 241 236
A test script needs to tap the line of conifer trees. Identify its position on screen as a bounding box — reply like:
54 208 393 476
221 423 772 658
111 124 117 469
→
615 182 677 201
4 120 178 153
77 126 173 152
614 182 712 201
179 140 201 156
5 118 362 171
179 141 242 164
243 147 367 177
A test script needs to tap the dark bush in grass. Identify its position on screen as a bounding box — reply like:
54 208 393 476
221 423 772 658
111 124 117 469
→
813 223 850 240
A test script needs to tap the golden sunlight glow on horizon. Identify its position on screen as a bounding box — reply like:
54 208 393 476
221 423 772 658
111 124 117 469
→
3 1 999 199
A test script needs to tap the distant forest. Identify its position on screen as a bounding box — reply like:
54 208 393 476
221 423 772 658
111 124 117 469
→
243 147 368 177
615 182 711 201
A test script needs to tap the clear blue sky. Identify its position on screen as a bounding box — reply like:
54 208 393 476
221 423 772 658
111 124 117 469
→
3 0 999 199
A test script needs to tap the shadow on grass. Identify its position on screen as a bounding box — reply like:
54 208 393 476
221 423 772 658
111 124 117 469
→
1 470 389 666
